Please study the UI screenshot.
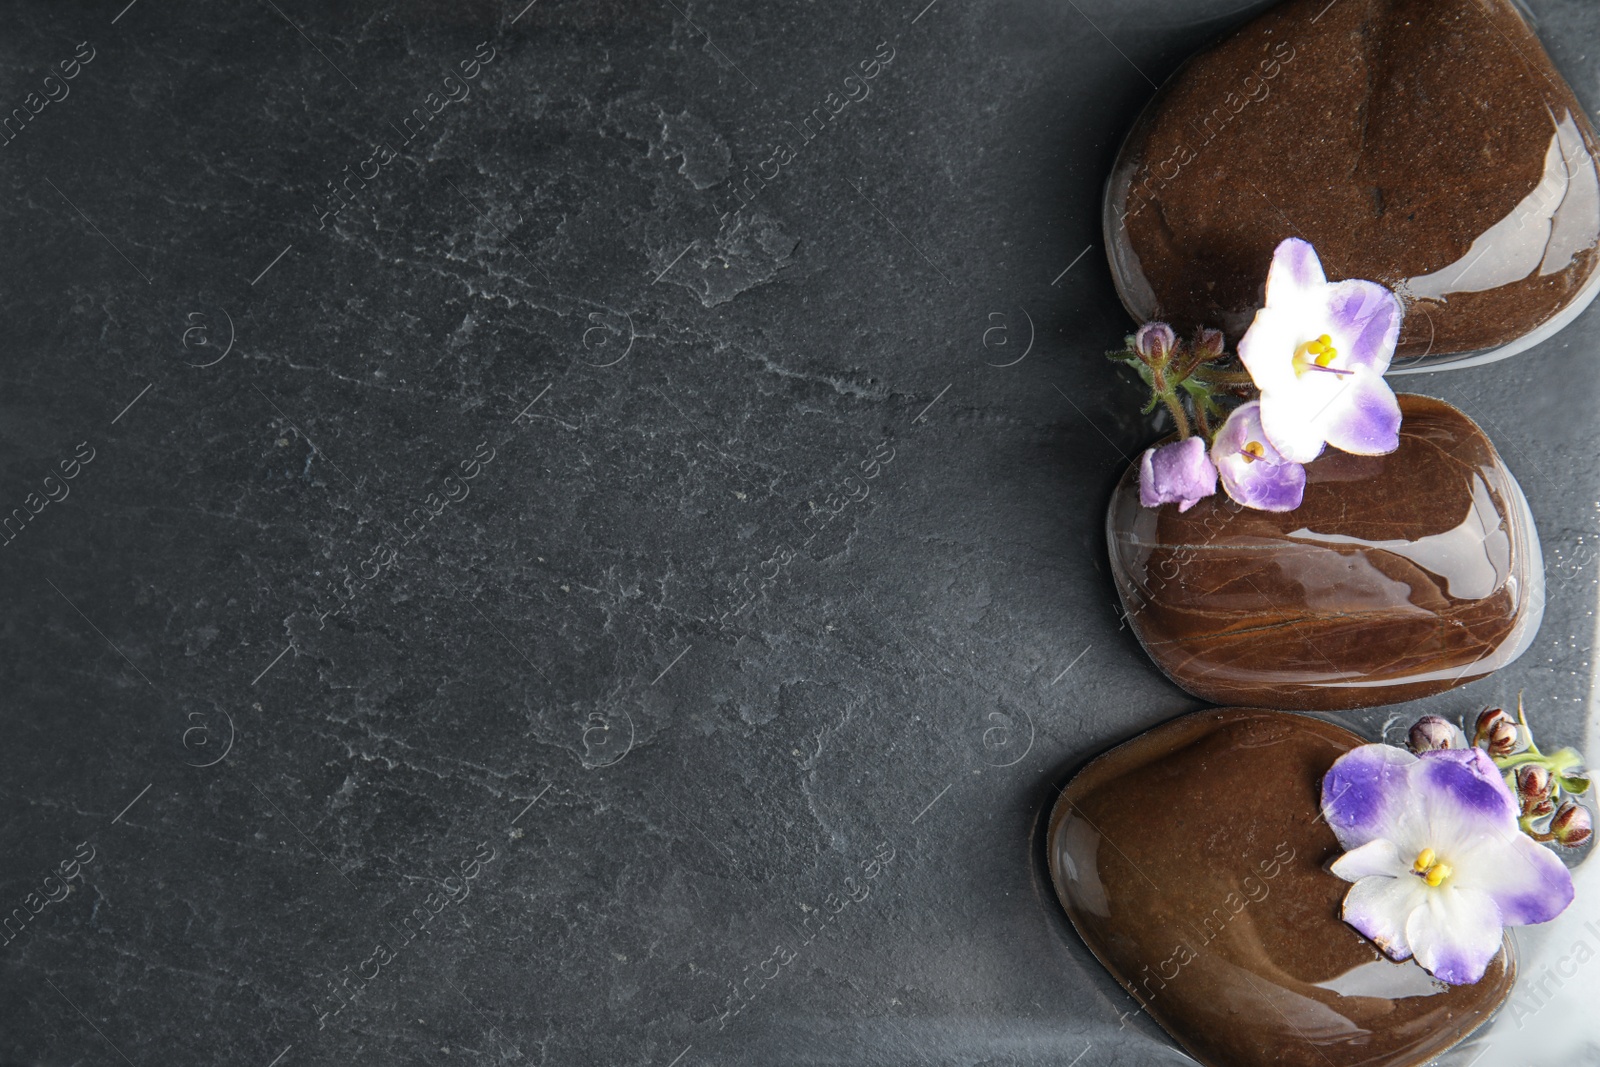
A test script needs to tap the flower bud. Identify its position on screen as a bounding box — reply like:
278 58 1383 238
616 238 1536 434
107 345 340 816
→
1133 322 1177 365
1474 707 1511 743
1485 720 1523 757
1408 716 1468 753
1474 705 1532 756
1194 327 1226 362
1516 764 1553 804
1551 803 1592 848
1525 793 1556 819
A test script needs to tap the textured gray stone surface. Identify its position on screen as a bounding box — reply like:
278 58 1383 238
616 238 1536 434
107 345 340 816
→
0 1 1596 1064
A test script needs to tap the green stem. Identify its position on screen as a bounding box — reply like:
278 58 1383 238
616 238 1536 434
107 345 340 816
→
1174 347 1208 380
1150 365 1191 440
1190 367 1256 387
1494 752 1549 771
1162 391 1191 439
1518 812 1557 841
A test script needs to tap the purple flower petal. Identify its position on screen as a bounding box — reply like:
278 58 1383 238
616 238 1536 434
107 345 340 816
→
1405 888 1506 986
1322 744 1420 852
1220 448 1305 512
1211 401 1307 512
1318 373 1402 457
1211 401 1280 462
1465 825 1575 926
1341 874 1426 961
1414 747 1519 827
1266 237 1327 297
1137 437 1217 512
1324 280 1403 375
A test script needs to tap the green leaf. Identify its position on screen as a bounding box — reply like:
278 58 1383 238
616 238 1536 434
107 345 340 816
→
1560 773 1591 795
1178 378 1222 417
1179 378 1208 398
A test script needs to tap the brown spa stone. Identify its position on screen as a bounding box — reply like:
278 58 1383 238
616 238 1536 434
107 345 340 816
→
1106 395 1543 711
1104 0 1600 369
1048 708 1515 1067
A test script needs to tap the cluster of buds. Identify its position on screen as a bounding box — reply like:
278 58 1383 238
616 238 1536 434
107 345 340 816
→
1407 702 1591 849
1108 323 1237 441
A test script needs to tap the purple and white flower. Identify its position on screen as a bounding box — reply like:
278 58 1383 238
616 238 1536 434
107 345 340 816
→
1138 436 1217 512
1238 238 1405 464
1321 744 1574 985
1210 401 1305 512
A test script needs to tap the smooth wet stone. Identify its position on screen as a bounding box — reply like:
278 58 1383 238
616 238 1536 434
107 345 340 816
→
1106 395 1543 711
1104 0 1600 369
1048 708 1515 1067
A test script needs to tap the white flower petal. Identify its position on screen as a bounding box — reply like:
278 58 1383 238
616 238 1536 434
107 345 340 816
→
1405 887 1506 986
1340 874 1428 961
1455 830 1575 927
1264 237 1328 305
1330 838 1408 882
1258 388 1332 464
1236 306 1303 396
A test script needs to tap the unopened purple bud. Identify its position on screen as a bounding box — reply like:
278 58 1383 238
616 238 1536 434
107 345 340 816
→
1134 322 1177 365
1408 716 1468 753
1194 327 1226 361
1551 803 1592 848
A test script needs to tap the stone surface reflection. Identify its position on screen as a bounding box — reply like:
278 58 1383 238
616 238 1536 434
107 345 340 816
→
1104 0 1600 369
1047 708 1514 1067
1107 396 1543 711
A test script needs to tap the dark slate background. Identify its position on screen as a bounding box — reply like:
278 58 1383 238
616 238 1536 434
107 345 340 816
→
0 0 1596 1064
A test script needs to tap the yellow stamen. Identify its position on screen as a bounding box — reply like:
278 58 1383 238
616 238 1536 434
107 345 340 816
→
1292 333 1340 376
1411 847 1451 886
1241 440 1266 464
